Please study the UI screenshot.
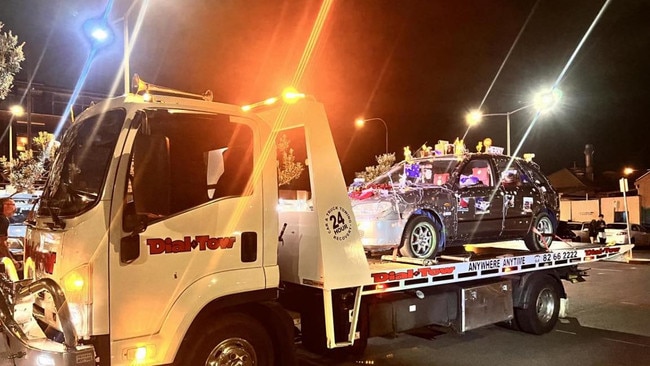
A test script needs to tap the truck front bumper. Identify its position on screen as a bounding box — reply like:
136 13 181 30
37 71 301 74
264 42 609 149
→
0 328 95 366
0 276 95 366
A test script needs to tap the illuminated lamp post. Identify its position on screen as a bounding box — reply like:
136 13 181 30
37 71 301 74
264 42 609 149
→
355 117 388 154
8 105 23 160
621 167 635 243
83 0 151 94
465 88 563 156
117 0 150 94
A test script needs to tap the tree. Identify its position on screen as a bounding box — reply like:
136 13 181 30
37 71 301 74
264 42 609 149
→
356 153 396 182
0 22 25 100
0 132 58 194
277 134 304 187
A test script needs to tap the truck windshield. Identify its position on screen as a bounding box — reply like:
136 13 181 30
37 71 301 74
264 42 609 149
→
38 109 125 217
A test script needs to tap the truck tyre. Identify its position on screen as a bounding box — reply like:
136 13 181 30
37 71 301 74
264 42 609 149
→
524 211 555 252
514 276 561 334
399 213 442 259
178 312 274 366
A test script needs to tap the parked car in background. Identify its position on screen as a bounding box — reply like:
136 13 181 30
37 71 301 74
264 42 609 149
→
604 223 650 246
566 221 590 243
556 221 579 242
350 153 560 259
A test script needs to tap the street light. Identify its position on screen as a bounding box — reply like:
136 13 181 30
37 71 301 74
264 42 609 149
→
119 0 151 94
82 16 115 49
8 105 24 160
621 167 635 243
355 117 388 153
82 0 150 94
465 88 563 156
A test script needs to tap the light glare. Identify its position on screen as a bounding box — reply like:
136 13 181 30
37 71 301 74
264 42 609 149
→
533 88 562 112
135 347 147 361
91 28 109 41
466 110 483 126
10 105 25 116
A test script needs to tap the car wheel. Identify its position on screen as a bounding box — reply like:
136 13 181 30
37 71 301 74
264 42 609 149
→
399 213 442 259
524 211 555 251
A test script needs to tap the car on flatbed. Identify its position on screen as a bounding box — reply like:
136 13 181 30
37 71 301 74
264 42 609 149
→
350 152 560 259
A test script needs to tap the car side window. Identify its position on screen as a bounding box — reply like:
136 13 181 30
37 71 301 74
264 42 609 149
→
493 158 531 188
459 159 492 187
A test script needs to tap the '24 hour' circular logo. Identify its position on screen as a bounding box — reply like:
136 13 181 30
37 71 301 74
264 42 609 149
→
324 206 352 241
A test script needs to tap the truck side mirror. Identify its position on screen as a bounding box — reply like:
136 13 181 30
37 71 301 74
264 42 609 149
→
122 189 148 265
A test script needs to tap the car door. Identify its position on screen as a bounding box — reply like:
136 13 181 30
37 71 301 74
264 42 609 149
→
492 157 537 238
455 157 504 241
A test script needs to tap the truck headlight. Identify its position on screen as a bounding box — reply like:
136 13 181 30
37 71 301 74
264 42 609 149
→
61 264 92 338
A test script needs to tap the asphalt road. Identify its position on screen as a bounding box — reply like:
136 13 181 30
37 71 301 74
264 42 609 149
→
299 248 650 366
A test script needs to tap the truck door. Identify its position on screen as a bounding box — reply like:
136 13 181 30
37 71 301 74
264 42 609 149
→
109 109 263 343
456 157 504 240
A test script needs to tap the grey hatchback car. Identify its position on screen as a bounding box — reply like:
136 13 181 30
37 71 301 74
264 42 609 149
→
350 153 560 259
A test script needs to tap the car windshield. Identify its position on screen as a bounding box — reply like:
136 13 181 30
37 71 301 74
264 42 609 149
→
368 157 459 187
38 109 125 217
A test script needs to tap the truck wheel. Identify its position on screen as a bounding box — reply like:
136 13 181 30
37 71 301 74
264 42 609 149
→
179 313 274 366
515 276 560 334
399 214 442 259
524 211 555 251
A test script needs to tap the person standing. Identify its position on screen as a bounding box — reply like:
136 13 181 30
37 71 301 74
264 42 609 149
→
588 217 598 243
596 214 607 244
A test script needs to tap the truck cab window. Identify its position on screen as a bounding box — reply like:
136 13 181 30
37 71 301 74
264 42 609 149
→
277 127 311 206
125 110 254 224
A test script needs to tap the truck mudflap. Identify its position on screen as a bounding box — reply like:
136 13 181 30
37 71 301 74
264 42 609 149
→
0 272 95 366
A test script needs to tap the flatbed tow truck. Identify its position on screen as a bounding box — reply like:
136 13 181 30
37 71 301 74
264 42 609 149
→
0 79 634 365
281 234 632 355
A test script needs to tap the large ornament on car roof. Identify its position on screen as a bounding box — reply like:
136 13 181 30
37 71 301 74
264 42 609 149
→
453 138 465 156
483 138 492 150
403 146 413 163
419 144 432 157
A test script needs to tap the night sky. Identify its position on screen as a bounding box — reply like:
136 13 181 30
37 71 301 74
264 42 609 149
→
2 0 649 183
